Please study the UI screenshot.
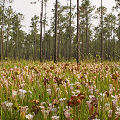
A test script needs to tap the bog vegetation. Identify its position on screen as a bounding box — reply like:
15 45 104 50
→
0 61 120 120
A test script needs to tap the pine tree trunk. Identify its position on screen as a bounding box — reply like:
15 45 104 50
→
0 28 2 60
6 30 9 58
101 0 103 61
77 0 80 63
86 9 89 56
69 0 72 59
81 31 84 61
54 0 58 63
40 0 43 62
44 1 47 59
0 2 5 60
33 37 36 61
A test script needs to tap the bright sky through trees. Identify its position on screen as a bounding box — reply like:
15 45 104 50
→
11 0 116 33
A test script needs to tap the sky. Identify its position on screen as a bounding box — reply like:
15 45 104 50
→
10 0 116 33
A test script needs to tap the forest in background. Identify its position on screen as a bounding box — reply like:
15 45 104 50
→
0 0 120 62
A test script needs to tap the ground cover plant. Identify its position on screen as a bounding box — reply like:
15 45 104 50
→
0 61 120 120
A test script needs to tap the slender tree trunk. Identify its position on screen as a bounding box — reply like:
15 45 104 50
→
0 28 2 61
0 1 5 60
40 0 43 62
44 1 47 59
101 0 103 61
16 28 19 60
65 37 67 60
77 0 80 63
86 9 89 56
113 35 115 61
48 38 50 60
69 0 72 59
34 36 36 61
54 0 58 63
81 31 84 61
57 16 60 61
6 30 9 58
118 18 120 60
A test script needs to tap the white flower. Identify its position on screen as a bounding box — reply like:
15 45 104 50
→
117 106 120 112
75 90 80 94
64 109 70 118
72 92 76 95
6 102 13 108
115 111 120 117
47 89 51 95
112 99 117 110
39 106 45 110
99 93 105 98
105 103 110 111
108 110 113 118
59 98 66 102
1 101 13 111
69 84 74 90
52 116 59 120
25 114 34 120
19 89 27 99
12 90 17 98
89 95 95 99
51 108 57 113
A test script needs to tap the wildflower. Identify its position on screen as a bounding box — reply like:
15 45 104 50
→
51 107 57 113
115 111 120 118
25 114 34 120
52 116 59 120
39 106 45 110
48 103 53 111
64 109 70 119
69 83 74 90
47 89 51 95
32 100 39 104
72 92 76 95
108 110 112 118
105 103 110 111
12 90 17 98
43 110 50 119
19 89 27 99
68 93 85 107
109 89 113 94
40 102 46 106
20 106 28 119
59 98 66 102
117 106 120 112
45 110 50 116
99 93 105 98
109 84 113 89
1 101 13 111
112 99 117 110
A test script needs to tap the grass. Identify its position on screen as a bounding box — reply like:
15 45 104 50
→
0 61 120 120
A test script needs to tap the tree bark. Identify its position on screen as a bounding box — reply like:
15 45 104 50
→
77 0 80 63
0 1 5 60
86 9 89 56
69 0 72 59
6 30 9 58
101 0 103 61
44 1 47 59
54 0 58 63
40 0 43 62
